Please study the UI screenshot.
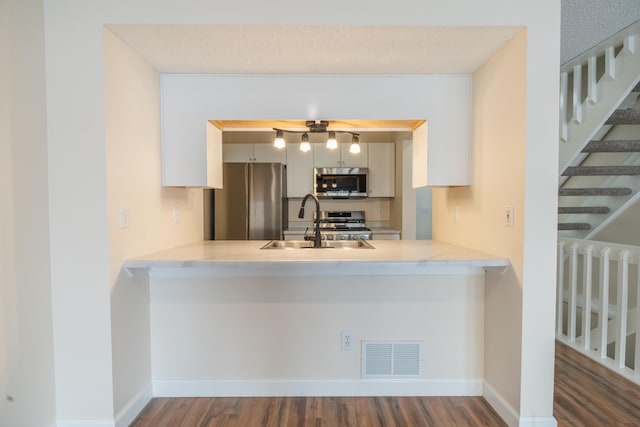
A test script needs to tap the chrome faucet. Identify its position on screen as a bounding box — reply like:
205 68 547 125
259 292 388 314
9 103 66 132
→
298 193 322 248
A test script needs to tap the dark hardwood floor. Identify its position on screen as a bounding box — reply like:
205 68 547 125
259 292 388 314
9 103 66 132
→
554 341 640 426
129 341 640 426
129 395 507 426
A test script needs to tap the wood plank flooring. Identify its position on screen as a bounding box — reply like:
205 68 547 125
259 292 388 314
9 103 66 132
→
554 341 640 426
129 341 640 426
129 396 507 427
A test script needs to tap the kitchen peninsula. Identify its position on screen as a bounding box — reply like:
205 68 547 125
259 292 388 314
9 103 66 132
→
124 240 509 398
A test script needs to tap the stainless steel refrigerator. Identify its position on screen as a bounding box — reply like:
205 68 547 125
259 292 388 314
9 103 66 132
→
206 163 287 240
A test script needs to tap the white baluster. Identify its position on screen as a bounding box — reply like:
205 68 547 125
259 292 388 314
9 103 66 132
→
559 72 568 142
615 250 629 369
605 46 616 80
587 56 598 105
583 245 593 350
557 241 566 336
572 65 583 124
600 247 611 359
623 35 637 55
569 243 579 342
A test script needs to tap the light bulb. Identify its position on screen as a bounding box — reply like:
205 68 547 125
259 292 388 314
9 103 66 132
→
326 131 338 149
350 134 360 153
273 130 285 149
300 133 311 152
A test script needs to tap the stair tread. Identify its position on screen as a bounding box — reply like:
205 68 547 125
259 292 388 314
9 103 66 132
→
558 187 632 196
558 223 592 231
605 109 640 125
582 140 640 152
558 206 610 214
562 165 640 176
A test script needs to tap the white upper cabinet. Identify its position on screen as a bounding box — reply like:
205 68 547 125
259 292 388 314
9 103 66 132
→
286 145 314 197
368 143 395 197
412 121 470 187
162 121 223 188
223 143 286 163
313 143 368 168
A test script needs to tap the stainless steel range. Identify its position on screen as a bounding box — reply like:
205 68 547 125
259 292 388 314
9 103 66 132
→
315 210 372 241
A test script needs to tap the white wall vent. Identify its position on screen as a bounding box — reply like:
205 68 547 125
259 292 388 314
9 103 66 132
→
361 340 424 379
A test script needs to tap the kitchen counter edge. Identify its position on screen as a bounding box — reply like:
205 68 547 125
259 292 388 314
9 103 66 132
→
122 240 510 277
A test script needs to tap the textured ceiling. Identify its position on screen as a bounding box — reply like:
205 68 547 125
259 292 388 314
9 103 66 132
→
561 0 640 64
107 24 522 74
108 4 640 73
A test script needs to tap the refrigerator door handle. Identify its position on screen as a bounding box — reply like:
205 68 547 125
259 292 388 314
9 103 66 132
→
245 163 251 239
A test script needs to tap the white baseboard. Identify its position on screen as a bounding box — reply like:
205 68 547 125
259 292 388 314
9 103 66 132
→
115 383 153 427
483 382 557 427
56 420 114 427
483 382 520 427
153 378 483 397
56 384 152 427
518 417 558 427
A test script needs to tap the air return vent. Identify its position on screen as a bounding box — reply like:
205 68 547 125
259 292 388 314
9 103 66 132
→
361 340 424 379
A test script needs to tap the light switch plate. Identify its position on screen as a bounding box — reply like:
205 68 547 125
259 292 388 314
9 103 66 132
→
119 205 130 229
504 205 514 227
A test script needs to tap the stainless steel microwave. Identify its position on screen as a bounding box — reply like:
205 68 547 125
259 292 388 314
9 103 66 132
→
314 167 368 199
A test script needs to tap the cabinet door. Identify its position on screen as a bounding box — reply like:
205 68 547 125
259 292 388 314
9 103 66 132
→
252 143 286 163
223 144 253 162
313 143 341 167
286 145 314 197
368 143 395 197
340 143 368 168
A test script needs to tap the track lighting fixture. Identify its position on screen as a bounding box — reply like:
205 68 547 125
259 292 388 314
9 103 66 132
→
272 121 360 153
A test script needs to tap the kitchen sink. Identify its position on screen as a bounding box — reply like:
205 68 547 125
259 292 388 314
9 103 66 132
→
261 240 374 249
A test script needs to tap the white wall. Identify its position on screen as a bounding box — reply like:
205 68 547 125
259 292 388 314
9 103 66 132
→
150 273 485 392
432 28 559 424
103 29 204 422
41 1 560 424
0 0 57 426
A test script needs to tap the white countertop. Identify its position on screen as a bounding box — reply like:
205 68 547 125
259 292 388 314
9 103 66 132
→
123 240 509 277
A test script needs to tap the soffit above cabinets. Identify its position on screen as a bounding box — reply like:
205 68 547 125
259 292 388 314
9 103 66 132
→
211 119 423 132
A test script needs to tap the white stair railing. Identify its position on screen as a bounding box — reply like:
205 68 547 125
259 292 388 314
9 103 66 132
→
557 238 640 385
559 20 640 175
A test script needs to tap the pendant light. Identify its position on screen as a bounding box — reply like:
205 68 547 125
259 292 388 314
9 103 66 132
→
300 133 311 152
349 134 361 154
273 129 286 149
326 131 338 150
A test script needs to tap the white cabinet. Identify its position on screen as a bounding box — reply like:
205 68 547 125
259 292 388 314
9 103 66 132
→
223 143 286 163
412 121 470 187
162 121 223 188
313 143 368 168
368 143 395 197
286 145 314 197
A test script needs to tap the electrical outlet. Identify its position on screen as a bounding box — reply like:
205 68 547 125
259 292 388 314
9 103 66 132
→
341 330 353 351
504 205 514 227
173 207 180 224
453 206 459 223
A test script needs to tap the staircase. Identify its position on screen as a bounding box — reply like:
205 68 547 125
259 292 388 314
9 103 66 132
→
558 21 640 238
